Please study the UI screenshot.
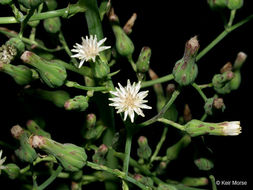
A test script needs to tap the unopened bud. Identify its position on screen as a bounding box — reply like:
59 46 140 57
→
83 124 106 140
182 177 209 187
137 136 152 159
134 174 154 187
166 83 175 97
166 135 191 161
158 184 177 190
227 0 243 10
207 0 227 10
43 17 61 34
2 163 20 179
64 95 89 111
212 71 234 94
112 24 134 57
173 36 199 86
136 46 151 73
220 62 232 73
30 135 87 172
86 113 96 129
155 161 167 175
0 63 34 85
11 125 24 139
137 136 148 146
91 58 110 79
123 13 137 35
21 51 67 88
233 52 247 70
183 104 192 122
26 120 51 138
194 158 214 171
17 0 44 9
185 119 241 137
92 144 108 165
45 0 57 11
204 96 225 115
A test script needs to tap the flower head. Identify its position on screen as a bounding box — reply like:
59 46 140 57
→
0 150 6 171
221 121 241 136
109 80 152 123
71 35 111 68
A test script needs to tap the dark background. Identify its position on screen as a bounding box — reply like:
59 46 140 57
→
0 0 253 189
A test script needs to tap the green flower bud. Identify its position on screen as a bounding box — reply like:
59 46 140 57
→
134 174 154 187
21 51 67 88
173 36 199 86
86 113 97 129
6 38 25 56
157 184 177 190
70 170 83 181
182 177 208 187
185 119 241 137
91 58 110 79
64 95 89 111
26 120 51 138
136 47 151 73
26 88 70 108
233 52 247 70
227 0 243 10
11 125 38 163
31 135 87 172
43 17 61 34
2 163 20 179
0 63 34 85
92 144 108 165
166 135 191 161
45 0 57 10
194 158 214 171
18 0 44 9
155 161 167 175
83 124 106 140
204 96 225 115
207 0 227 10
229 70 241 90
212 71 234 94
0 0 12 5
0 44 17 64
137 136 152 159
112 24 134 57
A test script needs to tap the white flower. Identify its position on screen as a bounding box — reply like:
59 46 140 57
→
109 80 152 123
221 121 242 136
71 35 111 68
0 150 6 171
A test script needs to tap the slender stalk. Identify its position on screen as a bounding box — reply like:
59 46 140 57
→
157 118 185 131
19 8 35 38
65 80 107 91
227 10 236 27
201 113 208 121
209 175 217 190
123 125 133 176
38 165 63 190
86 161 152 190
149 127 168 164
196 14 253 62
137 89 180 127
192 83 208 102
127 56 137 72
0 4 86 24
198 83 213 89
141 74 174 88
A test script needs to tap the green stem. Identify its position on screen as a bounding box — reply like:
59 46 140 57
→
127 56 137 72
201 113 208 121
0 27 63 52
20 165 31 174
198 83 213 89
86 161 152 190
141 74 174 88
157 118 185 131
38 165 63 190
137 89 180 127
65 80 107 91
227 10 236 28
149 127 168 164
196 14 253 62
123 125 133 176
0 4 86 24
192 83 208 102
209 175 217 190
19 8 35 38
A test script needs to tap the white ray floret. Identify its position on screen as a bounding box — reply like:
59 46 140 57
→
71 35 111 68
109 80 152 123
0 150 6 171
221 121 242 136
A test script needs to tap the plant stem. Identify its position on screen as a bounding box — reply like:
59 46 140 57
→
227 10 236 28
19 8 35 38
149 127 168 164
209 175 217 190
201 113 208 121
127 56 137 72
86 161 152 190
198 83 213 89
196 14 253 62
192 83 208 102
123 125 133 176
38 165 63 190
0 4 86 24
157 118 185 131
0 27 63 52
141 74 174 88
137 89 180 127
65 80 107 91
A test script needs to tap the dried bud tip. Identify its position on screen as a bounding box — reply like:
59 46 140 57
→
185 36 200 56
234 51 247 70
213 98 224 110
98 144 108 154
123 13 137 34
138 136 148 146
11 125 24 139
30 135 45 148
220 62 232 73
183 104 192 122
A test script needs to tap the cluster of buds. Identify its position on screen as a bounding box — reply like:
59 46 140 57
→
136 47 151 80
137 136 152 160
212 52 247 94
207 0 244 10
204 95 226 115
0 44 17 64
194 158 214 171
173 36 199 86
134 174 154 187
64 95 89 111
92 144 108 165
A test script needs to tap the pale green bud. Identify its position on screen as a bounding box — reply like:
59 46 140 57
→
227 0 243 10
182 177 209 187
2 163 20 179
194 158 214 171
64 95 89 111
18 0 44 9
136 47 151 73
43 17 61 34
26 120 51 138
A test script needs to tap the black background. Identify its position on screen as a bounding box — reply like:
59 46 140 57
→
0 0 253 189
